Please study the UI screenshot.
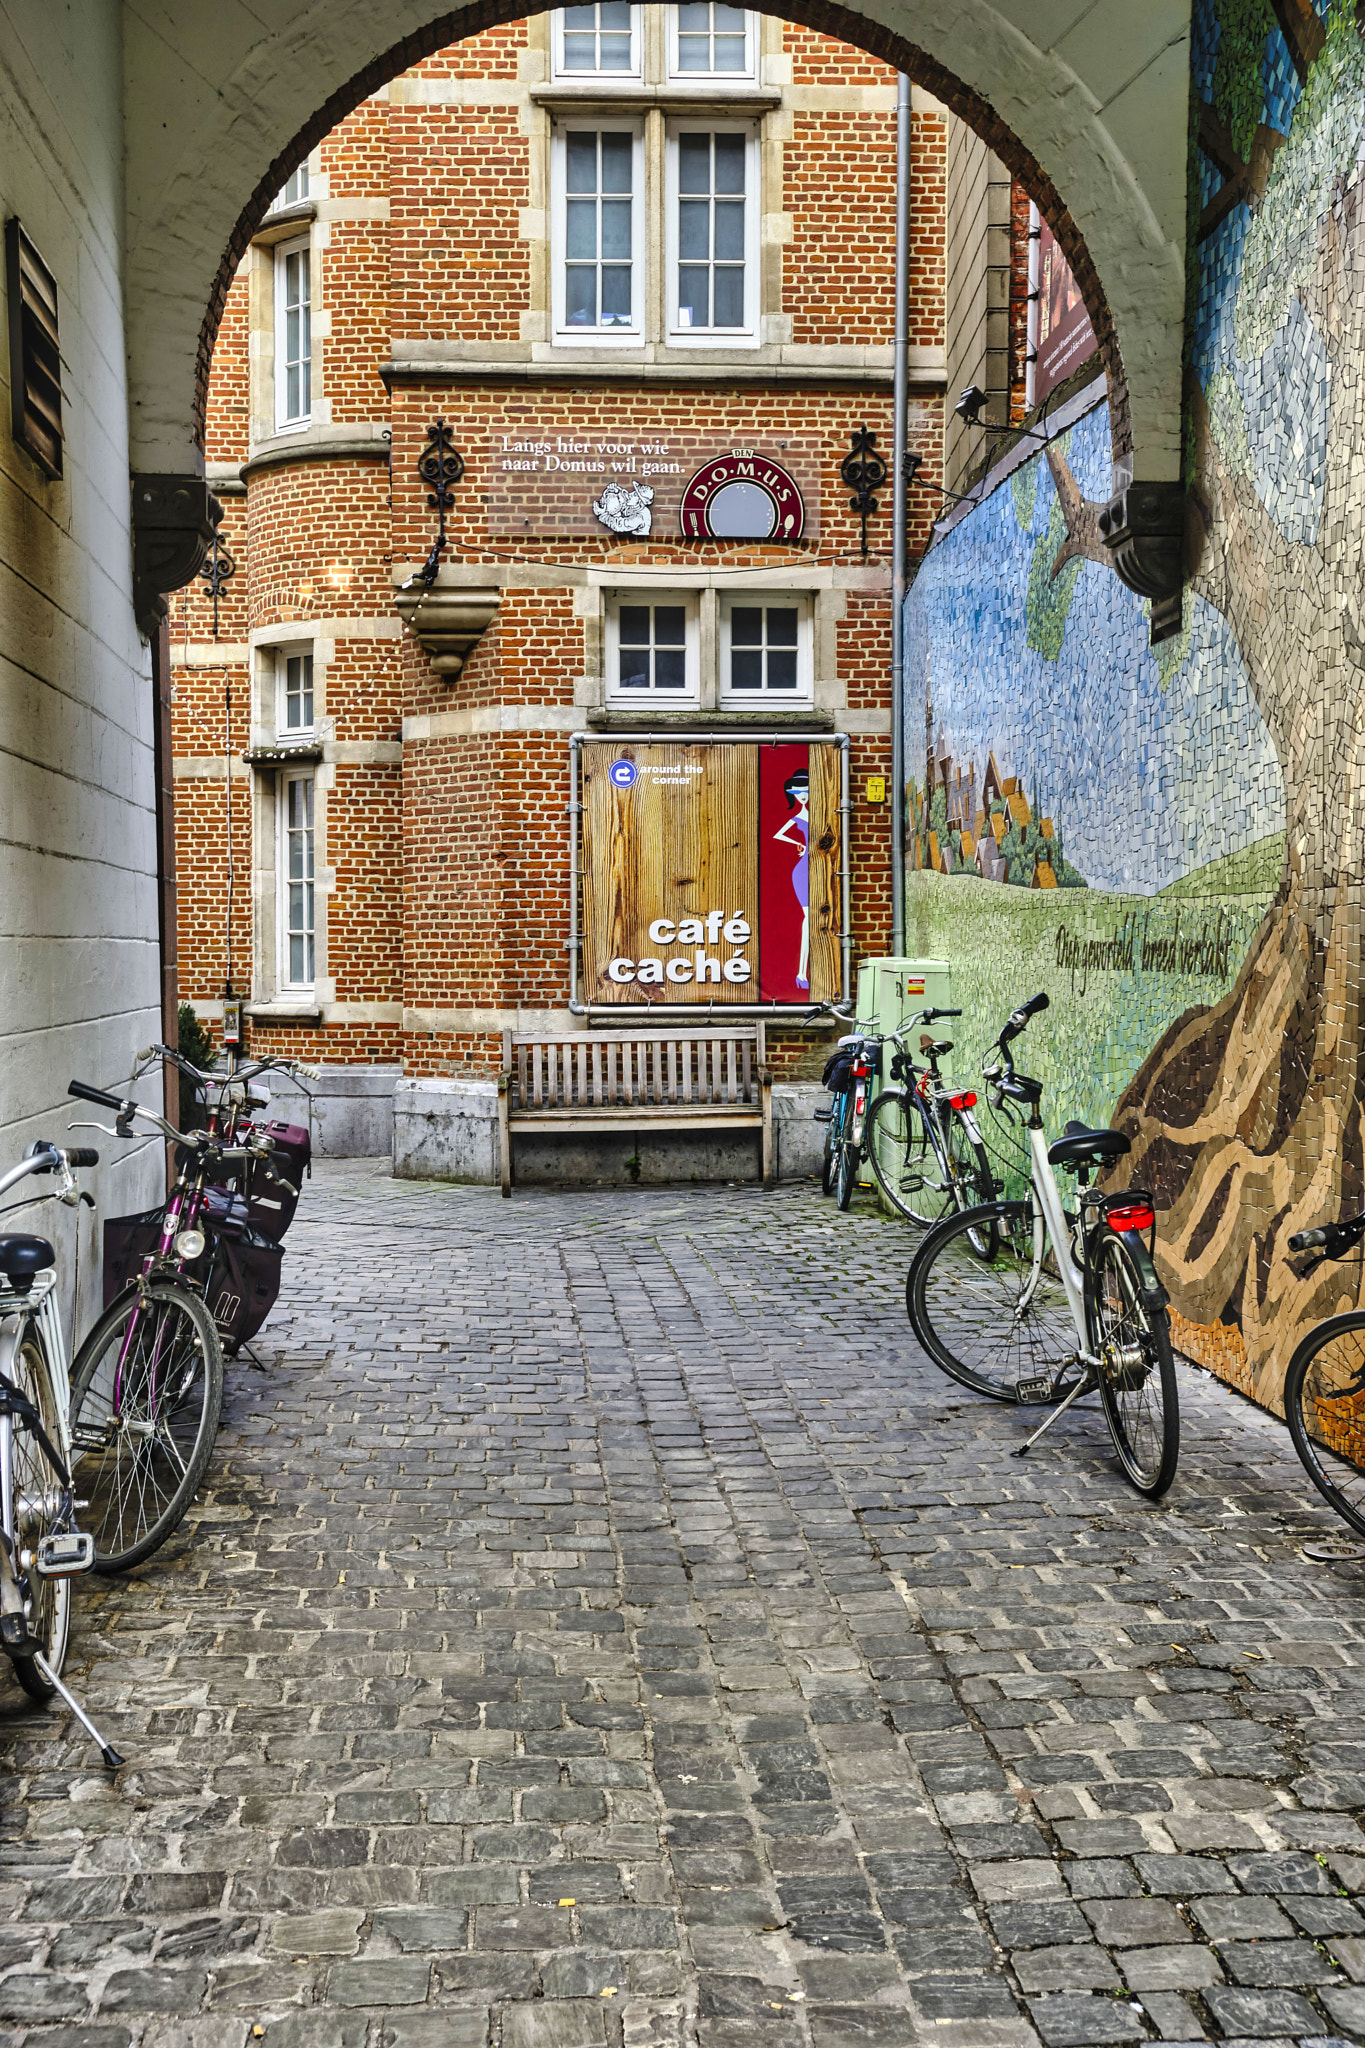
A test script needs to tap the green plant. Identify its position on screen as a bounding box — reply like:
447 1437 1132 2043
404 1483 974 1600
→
177 1001 216 1128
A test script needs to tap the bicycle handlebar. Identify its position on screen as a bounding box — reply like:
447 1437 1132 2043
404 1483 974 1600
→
67 1079 127 1114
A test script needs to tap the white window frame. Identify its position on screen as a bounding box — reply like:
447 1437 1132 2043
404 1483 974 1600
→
277 771 316 994
270 164 311 213
552 4 642 81
552 121 646 345
666 121 760 348
274 645 315 738
719 594 813 703
606 593 700 703
667 5 758 85
274 234 312 431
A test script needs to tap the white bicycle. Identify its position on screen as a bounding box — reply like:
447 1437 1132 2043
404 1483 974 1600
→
905 993 1180 1498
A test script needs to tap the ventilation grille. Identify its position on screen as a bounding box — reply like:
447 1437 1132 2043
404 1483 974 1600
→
6 220 62 479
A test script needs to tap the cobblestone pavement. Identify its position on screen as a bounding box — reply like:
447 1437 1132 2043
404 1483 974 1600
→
6 1163 1365 2048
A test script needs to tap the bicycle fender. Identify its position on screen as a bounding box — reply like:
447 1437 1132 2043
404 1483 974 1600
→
1095 1226 1169 1313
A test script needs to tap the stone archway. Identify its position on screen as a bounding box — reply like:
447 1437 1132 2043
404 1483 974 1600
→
125 0 1188 492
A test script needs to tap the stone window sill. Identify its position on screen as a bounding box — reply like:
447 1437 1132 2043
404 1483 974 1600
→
247 1003 323 1025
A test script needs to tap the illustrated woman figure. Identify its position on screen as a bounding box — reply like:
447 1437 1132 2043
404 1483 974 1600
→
773 771 811 990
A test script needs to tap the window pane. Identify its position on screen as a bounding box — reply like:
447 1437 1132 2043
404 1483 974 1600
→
714 134 745 192
766 608 798 646
677 267 708 326
601 266 632 323
713 34 745 67
563 6 596 25
679 134 710 193
600 133 633 190
654 648 686 689
678 37 709 69
678 3 709 25
566 199 597 260
566 266 597 324
679 199 710 262
566 134 598 192
599 31 631 66
713 267 743 326
730 607 763 645
600 1 631 23
713 200 744 261
767 651 798 690
619 606 651 645
600 198 632 259
730 650 763 690
654 606 686 645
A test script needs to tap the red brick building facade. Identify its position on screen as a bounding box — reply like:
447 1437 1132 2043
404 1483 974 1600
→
172 9 948 1175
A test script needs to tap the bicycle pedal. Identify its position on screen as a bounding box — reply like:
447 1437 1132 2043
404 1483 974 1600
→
35 1532 95 1578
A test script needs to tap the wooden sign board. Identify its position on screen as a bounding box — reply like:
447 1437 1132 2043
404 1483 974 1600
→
580 740 842 1007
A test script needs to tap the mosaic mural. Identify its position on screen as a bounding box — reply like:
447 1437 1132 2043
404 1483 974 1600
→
906 0 1365 1407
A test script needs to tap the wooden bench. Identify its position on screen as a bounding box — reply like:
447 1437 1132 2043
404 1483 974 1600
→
498 1025 772 1195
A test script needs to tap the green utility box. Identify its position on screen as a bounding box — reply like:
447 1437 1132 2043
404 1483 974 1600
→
853 958 953 1197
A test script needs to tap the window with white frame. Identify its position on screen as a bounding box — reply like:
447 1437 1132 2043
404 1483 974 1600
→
270 164 311 212
553 3 639 77
670 3 754 79
274 237 311 428
555 127 642 337
720 597 811 700
669 126 757 340
279 774 316 990
275 647 314 735
606 597 698 698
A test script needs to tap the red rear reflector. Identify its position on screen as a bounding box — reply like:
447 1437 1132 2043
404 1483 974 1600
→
949 1092 977 1111
851 1064 870 1078
1109 1206 1154 1233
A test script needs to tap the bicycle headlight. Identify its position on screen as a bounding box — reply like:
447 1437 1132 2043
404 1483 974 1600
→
174 1228 206 1261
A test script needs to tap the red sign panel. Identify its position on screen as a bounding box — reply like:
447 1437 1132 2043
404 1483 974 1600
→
680 452 806 542
758 743 813 1001
1035 217 1097 405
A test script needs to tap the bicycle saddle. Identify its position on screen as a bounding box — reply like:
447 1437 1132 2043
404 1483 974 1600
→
919 1035 954 1056
1048 1121 1131 1170
0 1236 55 1292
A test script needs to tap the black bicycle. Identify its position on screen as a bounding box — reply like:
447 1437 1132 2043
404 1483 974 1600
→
1281 1214 1365 1544
862 1009 995 1238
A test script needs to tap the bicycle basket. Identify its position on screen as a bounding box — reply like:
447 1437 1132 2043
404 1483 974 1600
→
102 1207 165 1308
203 1227 283 1355
243 1120 311 1238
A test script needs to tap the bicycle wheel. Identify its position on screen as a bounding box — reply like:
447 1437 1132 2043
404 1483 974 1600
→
907 1199 1080 1400
1089 1231 1179 1498
6 1331 73 1700
834 1118 859 1210
866 1091 941 1225
1284 1312 1365 1539
821 1094 845 1196
69 1281 225 1571
944 1114 998 1256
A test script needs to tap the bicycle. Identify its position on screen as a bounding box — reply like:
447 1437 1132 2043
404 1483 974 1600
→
1279 1215 1365 1550
905 992 1180 1498
862 1009 995 1239
64 1074 279 1569
0 1141 123 1766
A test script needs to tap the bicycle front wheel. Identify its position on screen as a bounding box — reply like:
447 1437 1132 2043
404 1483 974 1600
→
821 1095 844 1196
944 1114 998 1255
834 1120 859 1210
69 1281 225 1571
907 1199 1080 1400
1284 1312 1365 1539
6 1331 73 1699
866 1091 940 1225
1089 1232 1179 1498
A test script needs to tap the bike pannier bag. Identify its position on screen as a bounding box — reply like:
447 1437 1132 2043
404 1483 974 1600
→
102 1207 165 1308
821 1048 854 1093
204 1227 284 1355
245 1120 311 1238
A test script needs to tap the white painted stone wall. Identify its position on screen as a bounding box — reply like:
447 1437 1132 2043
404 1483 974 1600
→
0 0 163 1341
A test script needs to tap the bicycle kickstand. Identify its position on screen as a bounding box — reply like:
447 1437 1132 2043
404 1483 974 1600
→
31 1653 125 1770
1015 1371 1096 1457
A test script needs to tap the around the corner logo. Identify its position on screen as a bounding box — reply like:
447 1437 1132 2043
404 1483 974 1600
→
609 759 639 788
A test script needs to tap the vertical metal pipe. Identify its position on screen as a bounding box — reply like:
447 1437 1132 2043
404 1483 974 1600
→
890 72 912 958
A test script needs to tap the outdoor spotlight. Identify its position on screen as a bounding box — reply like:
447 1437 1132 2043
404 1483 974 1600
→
954 384 990 427
903 450 924 486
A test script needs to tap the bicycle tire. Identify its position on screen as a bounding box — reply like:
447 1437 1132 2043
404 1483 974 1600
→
944 1114 998 1257
1283 1312 1365 1539
865 1090 941 1225
6 1330 73 1700
821 1094 844 1197
69 1280 225 1572
907 1199 1080 1400
1088 1231 1179 1498
834 1120 859 1209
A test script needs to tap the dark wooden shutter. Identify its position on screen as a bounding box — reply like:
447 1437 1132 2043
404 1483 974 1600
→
5 220 62 479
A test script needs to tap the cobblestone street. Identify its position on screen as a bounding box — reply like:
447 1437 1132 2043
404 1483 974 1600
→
6 1162 1365 2048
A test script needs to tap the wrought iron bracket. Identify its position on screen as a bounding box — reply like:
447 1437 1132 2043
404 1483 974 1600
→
417 416 465 585
198 528 237 639
840 424 888 557
131 474 222 640
1099 482 1186 645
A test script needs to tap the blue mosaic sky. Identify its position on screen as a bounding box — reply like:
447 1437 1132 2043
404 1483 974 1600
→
903 403 1285 897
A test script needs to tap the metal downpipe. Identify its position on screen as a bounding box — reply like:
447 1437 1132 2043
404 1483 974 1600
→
890 71 911 958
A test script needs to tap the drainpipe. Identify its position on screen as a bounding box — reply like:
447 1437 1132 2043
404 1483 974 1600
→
890 71 912 959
